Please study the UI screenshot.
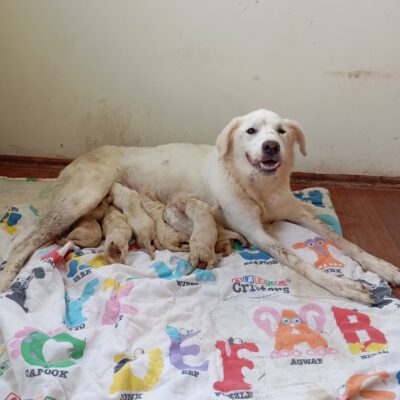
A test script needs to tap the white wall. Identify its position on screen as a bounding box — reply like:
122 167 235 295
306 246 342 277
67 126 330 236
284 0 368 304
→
0 0 399 175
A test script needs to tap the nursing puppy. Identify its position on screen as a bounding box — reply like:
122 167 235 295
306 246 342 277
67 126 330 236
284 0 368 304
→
2 109 400 303
102 205 132 264
168 192 218 271
65 196 110 248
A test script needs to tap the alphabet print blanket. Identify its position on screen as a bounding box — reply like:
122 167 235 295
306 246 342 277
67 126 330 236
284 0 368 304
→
0 187 399 400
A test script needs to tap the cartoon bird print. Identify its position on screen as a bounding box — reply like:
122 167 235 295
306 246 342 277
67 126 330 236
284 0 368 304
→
0 207 22 235
275 309 328 352
293 237 344 269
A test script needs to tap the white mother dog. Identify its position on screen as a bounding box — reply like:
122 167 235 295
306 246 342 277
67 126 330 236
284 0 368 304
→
1 109 399 302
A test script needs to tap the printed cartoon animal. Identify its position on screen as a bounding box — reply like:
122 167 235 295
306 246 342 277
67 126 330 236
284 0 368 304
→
66 252 108 278
110 348 163 394
102 278 138 325
235 243 273 261
10 327 86 368
5 267 45 312
337 371 396 400
166 326 209 371
0 207 22 235
294 189 324 208
3 109 400 303
0 347 9 377
64 279 99 328
213 338 259 393
150 257 216 281
293 237 344 269
274 309 327 351
254 303 328 354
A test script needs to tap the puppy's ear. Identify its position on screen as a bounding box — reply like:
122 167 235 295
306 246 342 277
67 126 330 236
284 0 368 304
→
216 117 241 159
284 119 307 157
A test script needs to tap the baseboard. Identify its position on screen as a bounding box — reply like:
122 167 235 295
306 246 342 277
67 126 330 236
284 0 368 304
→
0 154 399 188
292 171 400 188
0 154 72 178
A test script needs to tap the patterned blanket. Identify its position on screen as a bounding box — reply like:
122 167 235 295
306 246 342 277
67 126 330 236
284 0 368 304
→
0 183 399 400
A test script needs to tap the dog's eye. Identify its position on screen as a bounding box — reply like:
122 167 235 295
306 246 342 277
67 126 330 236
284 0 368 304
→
246 128 257 135
277 127 286 134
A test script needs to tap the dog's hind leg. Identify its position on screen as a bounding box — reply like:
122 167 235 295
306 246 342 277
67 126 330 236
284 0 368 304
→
0 157 119 292
291 203 400 287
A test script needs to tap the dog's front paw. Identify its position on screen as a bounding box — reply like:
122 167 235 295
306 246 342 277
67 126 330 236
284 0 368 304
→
358 255 400 286
329 276 374 304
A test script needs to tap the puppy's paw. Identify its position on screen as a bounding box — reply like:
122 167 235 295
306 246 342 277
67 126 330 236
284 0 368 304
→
188 247 217 273
136 228 158 257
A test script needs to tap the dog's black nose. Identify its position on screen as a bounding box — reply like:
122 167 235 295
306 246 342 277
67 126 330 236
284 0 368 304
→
262 140 280 156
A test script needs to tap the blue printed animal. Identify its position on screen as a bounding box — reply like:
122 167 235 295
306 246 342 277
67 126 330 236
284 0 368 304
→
234 243 273 261
67 259 90 278
64 279 99 328
316 214 343 236
294 189 324 208
150 257 215 282
1 207 22 235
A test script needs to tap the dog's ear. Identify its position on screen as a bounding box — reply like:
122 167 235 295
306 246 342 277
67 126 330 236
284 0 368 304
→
284 119 307 157
216 117 241 159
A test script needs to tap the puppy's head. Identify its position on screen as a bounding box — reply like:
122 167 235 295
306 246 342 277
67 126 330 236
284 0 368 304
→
216 109 307 178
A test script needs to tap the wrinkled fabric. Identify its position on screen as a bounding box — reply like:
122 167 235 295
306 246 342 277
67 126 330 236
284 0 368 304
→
0 188 399 400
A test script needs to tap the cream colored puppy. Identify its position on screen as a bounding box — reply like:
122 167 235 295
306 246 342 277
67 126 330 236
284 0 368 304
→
66 196 110 247
3 109 400 304
102 205 132 264
140 192 189 252
164 205 246 256
169 192 218 271
110 183 157 259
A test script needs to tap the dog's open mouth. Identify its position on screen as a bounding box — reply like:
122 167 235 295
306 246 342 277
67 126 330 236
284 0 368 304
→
246 153 281 174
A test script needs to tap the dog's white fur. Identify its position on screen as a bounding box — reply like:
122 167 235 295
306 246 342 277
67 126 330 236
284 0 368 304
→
2 109 400 303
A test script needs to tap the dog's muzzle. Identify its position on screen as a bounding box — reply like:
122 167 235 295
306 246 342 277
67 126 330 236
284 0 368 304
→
246 153 281 175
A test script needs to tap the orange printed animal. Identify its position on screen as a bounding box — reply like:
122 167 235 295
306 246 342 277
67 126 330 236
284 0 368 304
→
254 303 330 356
337 371 395 400
293 237 344 269
275 309 327 351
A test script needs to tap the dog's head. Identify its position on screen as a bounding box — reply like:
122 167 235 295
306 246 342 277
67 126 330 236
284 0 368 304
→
216 109 307 179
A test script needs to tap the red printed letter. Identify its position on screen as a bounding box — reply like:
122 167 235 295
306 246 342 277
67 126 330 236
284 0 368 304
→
213 339 259 393
332 306 388 354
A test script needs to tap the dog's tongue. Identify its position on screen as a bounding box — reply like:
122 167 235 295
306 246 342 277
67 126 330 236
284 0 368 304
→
260 160 280 171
